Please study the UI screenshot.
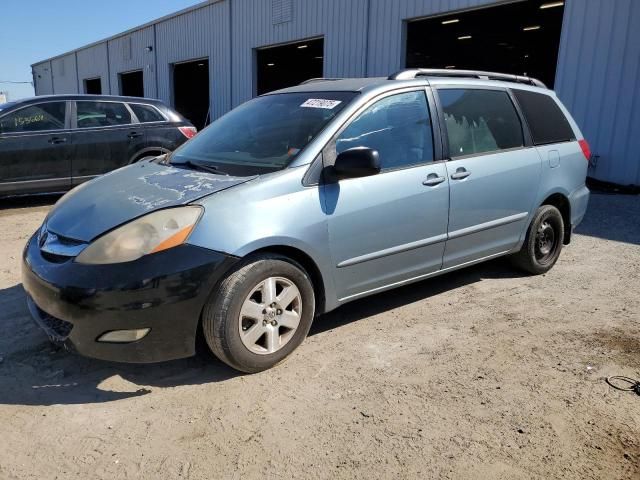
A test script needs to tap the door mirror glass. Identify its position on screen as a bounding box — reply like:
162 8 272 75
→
332 147 380 179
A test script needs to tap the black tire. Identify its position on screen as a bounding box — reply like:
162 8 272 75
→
134 155 161 163
201 253 315 373
510 205 565 275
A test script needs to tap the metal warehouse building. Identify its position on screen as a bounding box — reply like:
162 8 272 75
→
32 0 640 186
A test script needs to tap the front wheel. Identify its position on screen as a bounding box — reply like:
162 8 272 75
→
510 205 565 275
201 254 315 373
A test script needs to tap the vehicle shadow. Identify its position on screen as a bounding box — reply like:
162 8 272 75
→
0 258 522 407
0 193 62 212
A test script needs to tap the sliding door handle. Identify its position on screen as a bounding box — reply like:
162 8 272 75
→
422 174 446 186
450 167 471 180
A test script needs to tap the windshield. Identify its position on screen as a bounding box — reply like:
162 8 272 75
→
171 91 357 176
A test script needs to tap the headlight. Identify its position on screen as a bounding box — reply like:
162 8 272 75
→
75 206 203 264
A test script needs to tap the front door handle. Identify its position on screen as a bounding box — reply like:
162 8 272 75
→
48 137 67 144
450 167 471 180
127 132 143 139
422 173 446 186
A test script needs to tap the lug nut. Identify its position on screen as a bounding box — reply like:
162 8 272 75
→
277 309 282 315
271 320 278 326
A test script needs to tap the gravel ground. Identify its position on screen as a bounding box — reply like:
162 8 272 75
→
0 193 638 480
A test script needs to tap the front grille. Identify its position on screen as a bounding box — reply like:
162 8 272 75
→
39 227 87 262
32 302 73 341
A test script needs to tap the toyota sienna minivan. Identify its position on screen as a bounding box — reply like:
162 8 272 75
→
22 69 590 373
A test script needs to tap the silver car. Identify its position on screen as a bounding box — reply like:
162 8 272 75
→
22 69 590 372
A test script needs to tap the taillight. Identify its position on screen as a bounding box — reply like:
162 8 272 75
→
179 126 197 139
578 139 591 161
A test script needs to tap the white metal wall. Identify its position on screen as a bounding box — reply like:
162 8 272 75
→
155 0 231 119
107 26 157 98
555 0 640 186
50 54 78 94
231 0 369 105
30 0 640 185
76 43 109 93
32 62 53 95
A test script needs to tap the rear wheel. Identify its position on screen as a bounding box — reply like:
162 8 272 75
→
201 253 315 373
132 151 165 163
510 205 564 274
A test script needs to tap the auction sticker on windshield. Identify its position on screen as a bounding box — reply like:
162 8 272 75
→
300 99 342 109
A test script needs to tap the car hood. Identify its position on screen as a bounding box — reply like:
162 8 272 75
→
46 162 254 242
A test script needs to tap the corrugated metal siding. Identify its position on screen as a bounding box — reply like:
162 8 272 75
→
76 43 109 93
30 0 640 184
555 0 640 186
107 26 156 97
155 1 230 119
231 0 369 106
32 62 54 95
50 54 78 94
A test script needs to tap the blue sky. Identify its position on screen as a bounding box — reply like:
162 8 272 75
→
0 0 202 101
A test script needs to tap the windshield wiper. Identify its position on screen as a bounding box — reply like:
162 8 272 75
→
179 160 228 175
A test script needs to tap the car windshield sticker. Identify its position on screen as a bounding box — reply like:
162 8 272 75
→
300 98 342 109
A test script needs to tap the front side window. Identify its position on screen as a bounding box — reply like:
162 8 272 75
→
439 89 524 158
130 104 165 123
171 91 357 176
0 102 66 134
76 101 131 128
336 90 434 169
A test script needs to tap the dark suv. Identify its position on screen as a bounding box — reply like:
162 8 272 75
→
0 95 196 197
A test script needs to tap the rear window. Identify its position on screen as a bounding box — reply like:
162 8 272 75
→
130 103 165 123
512 89 575 145
76 101 131 128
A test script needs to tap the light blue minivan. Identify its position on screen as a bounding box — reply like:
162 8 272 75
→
22 69 590 372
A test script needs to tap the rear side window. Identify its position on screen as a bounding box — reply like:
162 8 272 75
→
130 104 165 123
76 101 131 128
512 89 575 145
336 90 434 169
0 102 66 133
438 89 524 158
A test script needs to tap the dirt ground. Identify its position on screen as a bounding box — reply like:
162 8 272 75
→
0 193 638 480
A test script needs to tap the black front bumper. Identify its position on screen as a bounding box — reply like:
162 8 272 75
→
22 233 238 363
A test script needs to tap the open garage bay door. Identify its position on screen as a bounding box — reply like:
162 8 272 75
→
84 78 101 95
119 70 144 98
406 0 565 88
173 59 210 130
256 38 324 95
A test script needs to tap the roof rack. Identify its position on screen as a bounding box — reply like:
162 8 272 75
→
388 68 547 88
299 78 343 85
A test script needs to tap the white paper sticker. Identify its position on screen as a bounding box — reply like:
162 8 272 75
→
300 98 342 109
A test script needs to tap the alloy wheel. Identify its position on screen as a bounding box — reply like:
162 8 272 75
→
238 276 302 355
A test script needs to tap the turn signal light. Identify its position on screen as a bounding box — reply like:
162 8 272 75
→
179 126 198 139
578 139 591 161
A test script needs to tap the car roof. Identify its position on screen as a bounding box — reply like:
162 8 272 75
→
267 70 552 97
267 77 394 94
5 94 167 107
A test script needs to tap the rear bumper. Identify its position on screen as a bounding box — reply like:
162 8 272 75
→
569 185 590 229
22 233 238 363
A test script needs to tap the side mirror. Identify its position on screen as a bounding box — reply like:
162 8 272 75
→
332 147 381 180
